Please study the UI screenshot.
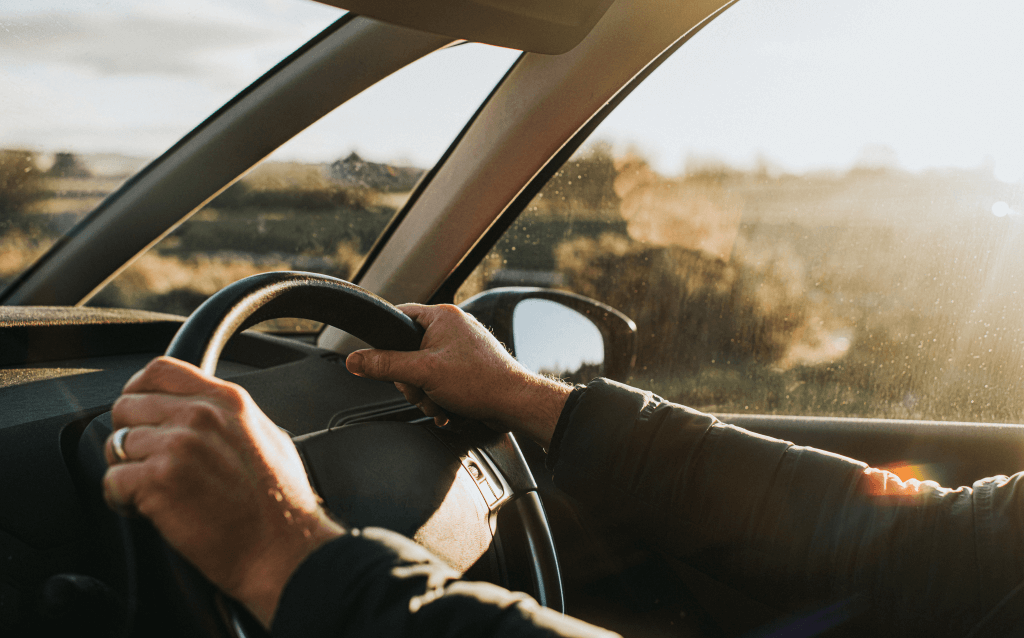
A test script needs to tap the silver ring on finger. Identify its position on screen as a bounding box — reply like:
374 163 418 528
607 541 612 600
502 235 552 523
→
112 427 131 463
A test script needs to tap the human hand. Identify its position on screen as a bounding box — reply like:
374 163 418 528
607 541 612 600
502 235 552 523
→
102 356 345 629
345 303 571 447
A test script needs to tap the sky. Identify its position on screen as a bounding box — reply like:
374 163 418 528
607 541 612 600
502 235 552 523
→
605 0 1024 180
513 299 604 376
1 0 1023 182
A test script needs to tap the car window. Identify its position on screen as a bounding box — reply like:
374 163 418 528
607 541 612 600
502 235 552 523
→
0 0 343 291
456 0 1024 422
88 43 519 331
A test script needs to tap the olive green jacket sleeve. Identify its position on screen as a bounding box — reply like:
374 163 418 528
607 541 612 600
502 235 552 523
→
549 378 1024 636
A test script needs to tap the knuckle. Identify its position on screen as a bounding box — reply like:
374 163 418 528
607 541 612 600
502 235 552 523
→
134 491 167 520
436 304 463 318
147 356 177 379
214 383 247 412
149 356 173 370
367 353 391 378
165 429 203 458
110 396 130 420
181 401 226 431
150 455 183 489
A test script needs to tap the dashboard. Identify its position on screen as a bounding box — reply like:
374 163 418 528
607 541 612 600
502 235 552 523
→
0 307 522 635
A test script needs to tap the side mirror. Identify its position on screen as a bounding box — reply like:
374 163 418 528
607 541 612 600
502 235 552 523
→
460 287 636 382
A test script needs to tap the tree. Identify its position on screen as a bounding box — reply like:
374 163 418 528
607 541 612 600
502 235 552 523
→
537 142 620 218
48 152 91 178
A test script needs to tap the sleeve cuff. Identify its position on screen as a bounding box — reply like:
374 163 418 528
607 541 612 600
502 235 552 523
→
545 383 588 472
271 527 458 638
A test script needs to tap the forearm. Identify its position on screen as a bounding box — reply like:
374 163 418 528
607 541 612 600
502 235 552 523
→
507 374 573 448
547 379 1011 636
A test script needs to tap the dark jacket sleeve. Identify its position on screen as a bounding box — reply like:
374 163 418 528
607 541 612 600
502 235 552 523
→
548 378 1024 636
272 526 619 638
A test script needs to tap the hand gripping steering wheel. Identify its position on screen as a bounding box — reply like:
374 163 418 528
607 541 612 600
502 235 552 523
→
87 271 562 637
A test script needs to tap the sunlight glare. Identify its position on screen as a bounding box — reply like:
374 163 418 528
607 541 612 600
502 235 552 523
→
991 201 1020 217
994 157 1024 184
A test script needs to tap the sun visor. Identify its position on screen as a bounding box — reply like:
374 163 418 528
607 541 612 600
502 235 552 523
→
312 0 615 54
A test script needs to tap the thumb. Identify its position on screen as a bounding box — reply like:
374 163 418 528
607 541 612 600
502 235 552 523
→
346 348 424 385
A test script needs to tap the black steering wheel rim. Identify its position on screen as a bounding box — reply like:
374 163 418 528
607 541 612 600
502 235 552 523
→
165 271 425 375
148 271 561 636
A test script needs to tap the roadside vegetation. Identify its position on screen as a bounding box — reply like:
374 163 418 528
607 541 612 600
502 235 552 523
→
3 145 1023 423
462 145 1024 423
0 150 52 288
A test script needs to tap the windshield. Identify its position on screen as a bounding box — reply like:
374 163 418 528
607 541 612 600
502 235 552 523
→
0 0 344 289
85 43 519 329
0 2 519 324
458 0 1024 422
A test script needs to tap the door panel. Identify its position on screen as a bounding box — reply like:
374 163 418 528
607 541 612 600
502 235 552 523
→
725 415 1024 489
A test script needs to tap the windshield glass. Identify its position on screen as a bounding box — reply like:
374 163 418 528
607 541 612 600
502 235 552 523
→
458 0 1024 422
86 43 519 329
0 0 343 289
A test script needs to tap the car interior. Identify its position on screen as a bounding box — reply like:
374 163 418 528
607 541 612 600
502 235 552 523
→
2 0 1023 635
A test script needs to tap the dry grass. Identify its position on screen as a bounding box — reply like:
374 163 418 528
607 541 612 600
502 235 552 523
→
0 232 50 282
238 162 334 192
94 240 366 322
43 176 126 195
471 147 1024 423
115 251 295 298
370 190 414 210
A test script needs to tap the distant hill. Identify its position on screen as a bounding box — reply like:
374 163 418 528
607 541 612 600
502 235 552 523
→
328 152 423 192
729 167 1021 228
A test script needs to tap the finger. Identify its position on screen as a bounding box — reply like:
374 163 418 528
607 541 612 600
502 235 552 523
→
103 425 164 466
346 348 428 386
394 382 427 406
394 303 431 325
103 462 149 515
394 383 449 425
105 426 128 466
123 356 225 397
395 305 471 333
105 427 130 466
112 392 226 431
415 397 450 427
395 303 462 331
417 398 444 418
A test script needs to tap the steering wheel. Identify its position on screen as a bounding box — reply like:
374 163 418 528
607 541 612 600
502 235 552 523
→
79 271 562 636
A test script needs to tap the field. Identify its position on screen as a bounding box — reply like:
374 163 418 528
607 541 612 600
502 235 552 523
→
3 147 1024 422
459 151 1024 422
0 155 401 328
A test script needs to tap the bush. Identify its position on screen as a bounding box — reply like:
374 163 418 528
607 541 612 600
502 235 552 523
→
534 142 620 218
0 150 42 226
210 167 372 212
555 233 806 373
